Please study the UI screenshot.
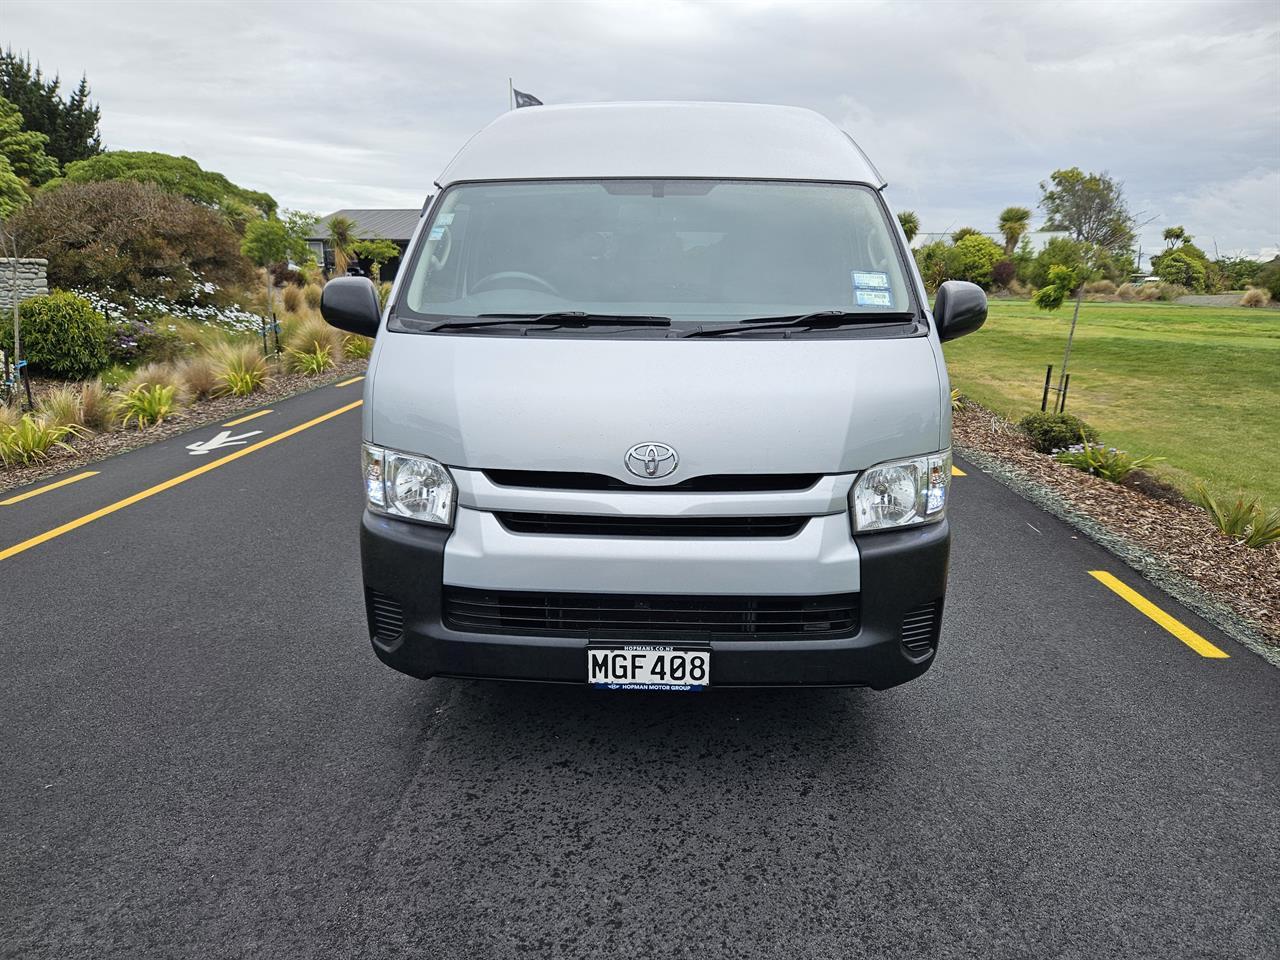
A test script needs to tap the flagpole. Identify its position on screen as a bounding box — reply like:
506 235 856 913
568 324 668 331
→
508 77 513 111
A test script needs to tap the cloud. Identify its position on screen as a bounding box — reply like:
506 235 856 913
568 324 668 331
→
5 0 1277 256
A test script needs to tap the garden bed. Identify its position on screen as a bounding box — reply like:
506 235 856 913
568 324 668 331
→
1 358 366 496
953 402 1280 657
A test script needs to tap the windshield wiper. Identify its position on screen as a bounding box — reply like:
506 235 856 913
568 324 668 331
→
429 311 671 332
683 310 916 338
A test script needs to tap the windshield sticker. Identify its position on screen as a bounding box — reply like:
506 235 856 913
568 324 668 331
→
852 271 893 307
428 226 446 240
852 271 890 290
436 213 454 226
856 288 893 307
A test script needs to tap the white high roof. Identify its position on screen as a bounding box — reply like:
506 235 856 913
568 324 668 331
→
437 101 884 188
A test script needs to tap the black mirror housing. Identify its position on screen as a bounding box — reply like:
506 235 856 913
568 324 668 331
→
933 280 987 342
320 276 382 339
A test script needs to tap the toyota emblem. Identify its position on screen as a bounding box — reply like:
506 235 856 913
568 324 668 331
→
624 442 679 479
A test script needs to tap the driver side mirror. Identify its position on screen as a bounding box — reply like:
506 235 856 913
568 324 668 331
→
933 281 987 341
320 276 381 338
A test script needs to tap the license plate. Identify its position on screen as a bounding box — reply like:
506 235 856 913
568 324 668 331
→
588 645 710 691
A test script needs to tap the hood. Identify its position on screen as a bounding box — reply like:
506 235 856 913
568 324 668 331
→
367 333 944 480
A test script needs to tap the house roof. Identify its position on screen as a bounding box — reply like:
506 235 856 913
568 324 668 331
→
437 101 884 188
308 209 420 243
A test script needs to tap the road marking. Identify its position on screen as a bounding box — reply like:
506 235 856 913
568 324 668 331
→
951 466 966 476
186 429 263 456
0 401 362 564
0 471 99 506
1088 570 1229 659
223 409 273 427
336 376 365 387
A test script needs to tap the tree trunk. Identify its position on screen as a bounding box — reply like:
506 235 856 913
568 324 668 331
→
1056 283 1085 403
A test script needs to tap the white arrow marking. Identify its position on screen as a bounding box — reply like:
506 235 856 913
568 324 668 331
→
186 429 263 455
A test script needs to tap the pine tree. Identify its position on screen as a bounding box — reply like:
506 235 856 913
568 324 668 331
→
0 49 102 169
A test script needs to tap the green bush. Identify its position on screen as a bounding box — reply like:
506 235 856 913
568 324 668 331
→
1154 250 1206 292
116 383 176 429
1054 438 1161 483
1191 484 1280 548
1256 259 1280 300
0 291 110 378
0 414 83 466
945 234 1004 288
1018 411 1100 453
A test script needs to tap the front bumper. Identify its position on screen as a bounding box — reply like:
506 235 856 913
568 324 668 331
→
359 512 950 690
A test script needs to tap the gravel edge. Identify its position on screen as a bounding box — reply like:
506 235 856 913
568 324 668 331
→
955 442 1280 669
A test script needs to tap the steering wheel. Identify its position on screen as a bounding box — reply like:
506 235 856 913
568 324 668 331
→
470 271 560 296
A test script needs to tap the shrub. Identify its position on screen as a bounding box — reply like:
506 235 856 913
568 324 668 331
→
1154 250 1206 292
1018 412 1100 453
121 362 187 401
178 355 219 400
269 262 305 287
1029 237 1091 289
1116 282 1139 301
1054 439 1162 483
0 291 110 379
1084 279 1116 296
0 414 83 466
344 335 373 360
945 234 1004 287
377 281 393 309
116 384 176 429
281 285 303 314
285 314 343 360
991 259 1016 289
1256 259 1280 300
289 343 335 376
1191 484 1280 548
37 385 84 428
1006 278 1032 298
214 344 270 397
1240 287 1271 308
79 380 114 431
9 180 256 303
0 403 21 429
303 284 323 309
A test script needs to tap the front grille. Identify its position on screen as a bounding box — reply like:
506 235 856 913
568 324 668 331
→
367 589 405 644
444 588 860 639
495 512 807 538
901 599 942 654
485 469 820 493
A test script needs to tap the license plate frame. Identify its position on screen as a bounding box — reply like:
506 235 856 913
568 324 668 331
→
587 644 710 692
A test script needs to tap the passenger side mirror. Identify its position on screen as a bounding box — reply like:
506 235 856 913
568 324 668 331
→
320 276 382 338
933 281 987 341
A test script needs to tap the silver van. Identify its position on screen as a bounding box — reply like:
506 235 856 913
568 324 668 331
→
321 101 986 691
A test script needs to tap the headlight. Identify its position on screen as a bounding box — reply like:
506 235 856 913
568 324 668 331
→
850 449 950 532
362 442 456 527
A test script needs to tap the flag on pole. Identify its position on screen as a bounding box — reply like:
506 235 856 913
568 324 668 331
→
513 88 543 108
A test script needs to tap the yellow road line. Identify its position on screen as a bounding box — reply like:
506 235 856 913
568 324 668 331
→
1088 570 1228 658
335 376 365 388
223 409 274 427
951 466 966 477
0 401 362 564
1 471 99 506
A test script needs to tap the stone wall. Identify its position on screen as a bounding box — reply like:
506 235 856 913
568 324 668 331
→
0 258 50 309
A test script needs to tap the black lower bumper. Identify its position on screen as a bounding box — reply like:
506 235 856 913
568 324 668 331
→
359 512 950 690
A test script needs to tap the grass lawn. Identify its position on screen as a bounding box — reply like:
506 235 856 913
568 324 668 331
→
942 299 1280 506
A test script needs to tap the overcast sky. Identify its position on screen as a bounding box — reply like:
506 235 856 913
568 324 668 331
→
7 0 1279 261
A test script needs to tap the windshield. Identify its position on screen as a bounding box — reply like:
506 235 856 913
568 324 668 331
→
396 180 915 329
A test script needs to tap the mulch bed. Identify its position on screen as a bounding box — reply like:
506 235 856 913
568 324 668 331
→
1 359 367 496
952 403 1280 650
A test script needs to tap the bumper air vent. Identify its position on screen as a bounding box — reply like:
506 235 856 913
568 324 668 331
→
366 589 405 645
901 599 942 655
444 588 859 640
